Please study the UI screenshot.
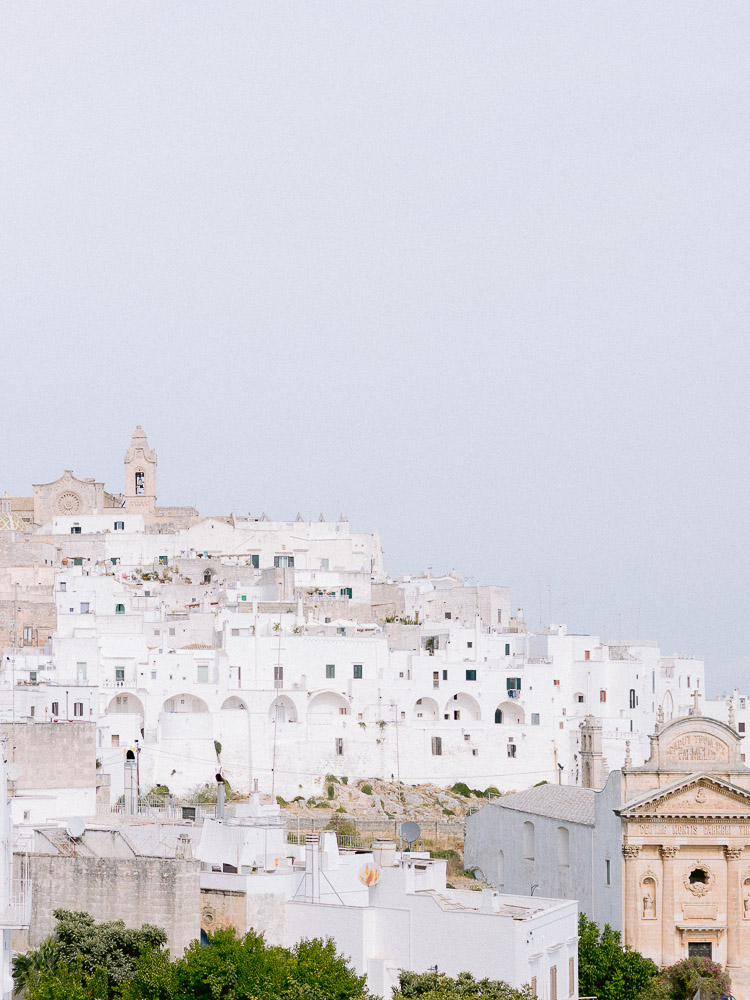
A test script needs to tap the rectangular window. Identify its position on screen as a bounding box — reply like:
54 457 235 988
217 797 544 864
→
600 689 607 703
151 671 156 680
550 965 557 1000
554 679 560 686
30 706 35 717
70 526 81 534
569 958 575 997
507 677 521 691
531 713 540 725
740 722 746 733
340 587 352 599
497 610 502 624
605 859 611 885
73 557 83 566
115 667 125 683
339 707 347 716
453 710 461 720
77 662 87 682
467 641 473 648
159 556 168 566
584 650 590 660
250 554 259 568
80 603 89 614
465 669 477 681
274 666 283 688
114 521 125 531
111 734 120 748
507 743 517 758
320 558 329 571
353 664 363 679
442 669 448 680
335 738 343 756
530 978 537 998
444 611 452 619
274 555 294 568
51 701 59 717
59 581 66 591
326 664 335 679
23 626 33 646
169 628 175 636
196 665 208 683
73 702 83 717
431 736 442 756
505 643 510 656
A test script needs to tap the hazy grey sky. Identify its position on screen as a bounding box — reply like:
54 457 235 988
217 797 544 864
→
2 3 749 695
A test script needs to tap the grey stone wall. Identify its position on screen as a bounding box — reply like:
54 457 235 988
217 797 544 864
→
0 721 96 790
28 854 200 957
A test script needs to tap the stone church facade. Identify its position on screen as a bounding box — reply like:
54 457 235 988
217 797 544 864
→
621 702 750 986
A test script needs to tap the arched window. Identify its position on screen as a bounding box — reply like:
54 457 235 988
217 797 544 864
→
495 708 503 724
523 821 535 860
203 569 213 584
557 826 570 867
115 604 125 615
629 689 636 709
497 849 504 886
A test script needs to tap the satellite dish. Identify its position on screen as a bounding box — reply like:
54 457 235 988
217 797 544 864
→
7 764 21 782
66 816 85 839
400 820 421 845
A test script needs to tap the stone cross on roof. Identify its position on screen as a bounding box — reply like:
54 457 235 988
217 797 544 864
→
691 689 702 716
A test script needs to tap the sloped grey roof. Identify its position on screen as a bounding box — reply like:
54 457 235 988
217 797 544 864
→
497 783 596 825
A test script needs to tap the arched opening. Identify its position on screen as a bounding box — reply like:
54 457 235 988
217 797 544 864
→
115 604 125 615
574 691 585 706
161 694 209 714
557 826 569 867
106 694 145 719
414 697 439 721
523 821 534 860
443 692 481 722
269 696 298 723
497 849 504 886
307 691 350 716
203 569 214 584
495 701 525 725
221 696 247 711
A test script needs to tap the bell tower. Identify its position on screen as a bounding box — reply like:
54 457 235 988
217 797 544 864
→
124 425 157 517
579 714 604 789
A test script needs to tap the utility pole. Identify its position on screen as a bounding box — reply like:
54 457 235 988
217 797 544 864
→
135 739 141 803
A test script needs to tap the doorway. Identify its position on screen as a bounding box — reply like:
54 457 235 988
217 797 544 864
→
688 942 712 958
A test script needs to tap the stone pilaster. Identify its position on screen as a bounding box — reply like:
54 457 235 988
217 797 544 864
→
725 847 743 969
660 846 679 967
623 845 641 950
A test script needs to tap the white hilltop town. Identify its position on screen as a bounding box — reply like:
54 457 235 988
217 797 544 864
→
0 425 742 997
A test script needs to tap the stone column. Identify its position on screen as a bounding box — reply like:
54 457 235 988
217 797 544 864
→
660 846 679 967
724 847 743 969
623 845 641 950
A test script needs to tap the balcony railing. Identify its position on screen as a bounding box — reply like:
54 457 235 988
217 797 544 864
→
0 882 30 927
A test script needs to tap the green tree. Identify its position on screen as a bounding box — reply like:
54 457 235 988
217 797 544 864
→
578 914 658 1000
14 910 168 999
395 969 534 1000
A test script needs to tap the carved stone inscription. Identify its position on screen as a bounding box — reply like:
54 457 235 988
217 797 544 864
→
637 821 750 837
664 733 729 763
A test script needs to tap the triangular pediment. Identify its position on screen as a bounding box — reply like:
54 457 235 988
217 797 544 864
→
620 773 750 819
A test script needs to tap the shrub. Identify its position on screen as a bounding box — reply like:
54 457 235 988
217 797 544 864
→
276 796 288 807
361 783 373 796
327 784 335 800
451 782 472 797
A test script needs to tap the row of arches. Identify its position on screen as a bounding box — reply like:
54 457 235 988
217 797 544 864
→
105 690 531 725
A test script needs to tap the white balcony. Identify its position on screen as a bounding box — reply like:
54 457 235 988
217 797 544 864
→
0 881 30 928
